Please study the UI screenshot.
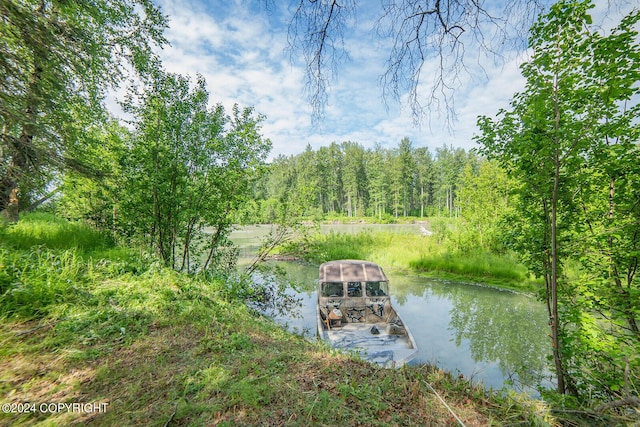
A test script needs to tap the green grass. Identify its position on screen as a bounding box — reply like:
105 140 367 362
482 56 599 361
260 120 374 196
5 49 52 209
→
1 212 113 251
292 230 427 267
0 213 149 318
0 214 607 426
409 251 538 291
288 229 540 292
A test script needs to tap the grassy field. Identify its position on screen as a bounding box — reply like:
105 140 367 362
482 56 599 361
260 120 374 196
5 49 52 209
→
0 213 601 426
287 228 539 293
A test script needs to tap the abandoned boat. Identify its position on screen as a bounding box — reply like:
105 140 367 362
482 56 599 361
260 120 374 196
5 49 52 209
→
316 259 418 367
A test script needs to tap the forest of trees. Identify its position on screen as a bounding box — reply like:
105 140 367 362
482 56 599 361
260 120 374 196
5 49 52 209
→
245 139 479 223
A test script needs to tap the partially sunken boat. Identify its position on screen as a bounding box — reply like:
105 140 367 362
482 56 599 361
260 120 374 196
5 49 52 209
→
316 260 418 367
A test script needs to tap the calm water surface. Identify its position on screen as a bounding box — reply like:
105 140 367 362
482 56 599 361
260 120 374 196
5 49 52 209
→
230 225 554 394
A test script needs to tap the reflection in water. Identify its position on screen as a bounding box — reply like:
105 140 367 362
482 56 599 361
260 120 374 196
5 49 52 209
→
249 262 318 336
229 227 554 394
447 284 550 388
257 263 554 394
245 265 304 319
390 275 553 393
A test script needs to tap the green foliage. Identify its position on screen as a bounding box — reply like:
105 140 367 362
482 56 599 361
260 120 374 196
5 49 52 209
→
0 213 137 318
477 0 640 400
54 70 272 275
0 247 89 318
457 159 515 253
0 0 167 213
1 212 113 251
290 228 533 289
253 141 478 223
410 252 528 283
58 72 272 272
57 120 130 234
302 232 367 263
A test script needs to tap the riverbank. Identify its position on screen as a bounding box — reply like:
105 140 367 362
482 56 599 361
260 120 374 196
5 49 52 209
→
283 227 540 294
0 214 613 426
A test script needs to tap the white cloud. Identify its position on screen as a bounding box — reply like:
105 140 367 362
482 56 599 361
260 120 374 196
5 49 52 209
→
161 1 226 52
106 0 633 159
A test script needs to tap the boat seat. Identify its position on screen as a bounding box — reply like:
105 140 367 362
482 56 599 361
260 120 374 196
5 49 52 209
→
321 306 343 328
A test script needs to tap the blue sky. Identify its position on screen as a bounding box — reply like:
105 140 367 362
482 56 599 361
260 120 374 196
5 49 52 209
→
112 0 634 159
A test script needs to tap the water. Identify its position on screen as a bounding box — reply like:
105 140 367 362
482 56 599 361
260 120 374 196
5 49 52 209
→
231 224 554 394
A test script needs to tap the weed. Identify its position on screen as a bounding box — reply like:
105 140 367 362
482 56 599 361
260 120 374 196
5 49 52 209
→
0 248 90 318
2 212 113 252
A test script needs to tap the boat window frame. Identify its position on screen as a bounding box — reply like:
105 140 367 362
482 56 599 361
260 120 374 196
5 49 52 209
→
365 281 388 297
320 282 344 297
347 281 362 297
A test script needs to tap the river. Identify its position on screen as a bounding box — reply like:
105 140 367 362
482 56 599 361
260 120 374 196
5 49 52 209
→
230 224 554 395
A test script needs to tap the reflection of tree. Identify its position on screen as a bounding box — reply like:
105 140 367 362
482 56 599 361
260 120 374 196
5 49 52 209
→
391 275 552 388
437 282 551 387
248 263 307 318
273 261 319 294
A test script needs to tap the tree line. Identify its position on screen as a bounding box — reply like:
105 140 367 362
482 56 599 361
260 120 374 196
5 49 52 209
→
244 139 479 223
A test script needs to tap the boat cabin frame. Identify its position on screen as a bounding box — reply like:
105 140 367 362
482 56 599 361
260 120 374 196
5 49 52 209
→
316 259 418 367
318 260 396 327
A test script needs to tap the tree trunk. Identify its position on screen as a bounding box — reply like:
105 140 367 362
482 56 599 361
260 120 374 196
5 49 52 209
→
203 203 232 271
550 152 565 394
550 65 567 395
203 224 224 271
2 188 19 222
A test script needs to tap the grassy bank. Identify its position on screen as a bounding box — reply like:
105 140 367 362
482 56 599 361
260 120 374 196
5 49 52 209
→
288 229 539 293
0 214 591 426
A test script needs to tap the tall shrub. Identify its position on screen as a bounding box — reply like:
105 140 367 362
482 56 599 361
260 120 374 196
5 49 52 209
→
478 0 640 400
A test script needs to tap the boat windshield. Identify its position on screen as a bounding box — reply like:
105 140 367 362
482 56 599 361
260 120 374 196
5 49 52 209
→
365 281 388 296
347 281 362 297
321 282 343 297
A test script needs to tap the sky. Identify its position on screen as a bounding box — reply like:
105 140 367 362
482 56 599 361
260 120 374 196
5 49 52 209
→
110 0 634 159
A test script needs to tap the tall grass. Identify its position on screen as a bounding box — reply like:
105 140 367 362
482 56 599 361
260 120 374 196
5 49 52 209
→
2 212 113 251
0 248 89 317
296 230 428 268
291 229 534 289
409 251 529 283
0 213 135 318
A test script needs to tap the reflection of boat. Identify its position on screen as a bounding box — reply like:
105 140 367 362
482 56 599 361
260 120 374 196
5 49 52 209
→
316 260 418 367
